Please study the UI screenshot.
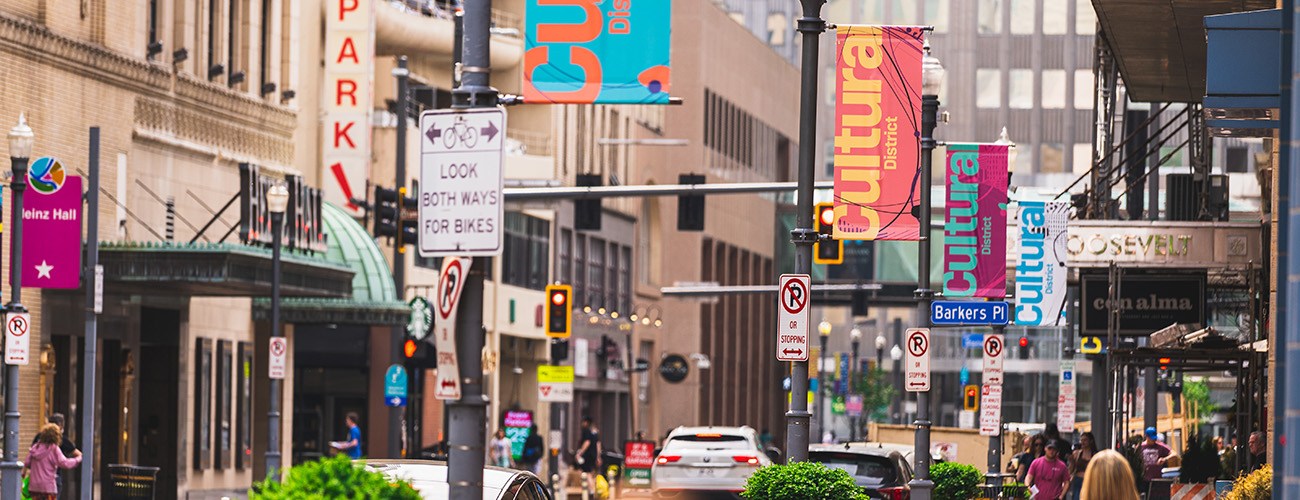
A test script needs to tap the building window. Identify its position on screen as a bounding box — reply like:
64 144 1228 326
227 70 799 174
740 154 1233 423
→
1042 70 1066 109
559 228 572 285
887 0 918 25
216 340 232 469
227 0 243 88
1076 0 1097 34
259 0 272 93
1009 0 1034 34
620 246 631 313
502 212 551 290
1043 0 1068 34
924 0 949 33
575 233 587 304
1073 143 1093 174
194 338 212 470
825 140 836 176
236 342 252 470
607 243 620 311
976 69 1002 108
148 0 161 57
861 0 884 23
1009 69 1034 109
1040 143 1065 173
1074 69 1095 109
589 238 605 309
978 0 1003 34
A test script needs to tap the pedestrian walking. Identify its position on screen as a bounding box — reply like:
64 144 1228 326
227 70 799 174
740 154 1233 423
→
329 413 363 459
1067 432 1097 500
1017 434 1046 483
1026 441 1070 500
1079 449 1139 500
521 424 544 474
490 429 514 468
27 413 80 498
25 423 82 500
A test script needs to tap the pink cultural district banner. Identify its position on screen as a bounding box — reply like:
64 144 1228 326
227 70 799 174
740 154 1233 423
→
941 144 1009 299
831 25 925 241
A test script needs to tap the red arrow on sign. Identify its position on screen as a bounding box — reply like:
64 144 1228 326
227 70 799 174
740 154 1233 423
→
782 348 804 357
440 379 456 389
330 162 358 211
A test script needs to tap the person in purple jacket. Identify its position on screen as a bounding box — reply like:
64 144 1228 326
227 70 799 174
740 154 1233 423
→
26 423 82 500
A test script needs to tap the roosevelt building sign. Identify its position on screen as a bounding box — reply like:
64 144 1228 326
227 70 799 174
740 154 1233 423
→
1080 271 1206 335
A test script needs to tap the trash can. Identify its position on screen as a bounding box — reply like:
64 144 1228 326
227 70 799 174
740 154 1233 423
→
104 464 159 500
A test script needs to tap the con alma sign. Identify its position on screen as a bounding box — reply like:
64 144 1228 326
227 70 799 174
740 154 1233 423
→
322 0 375 216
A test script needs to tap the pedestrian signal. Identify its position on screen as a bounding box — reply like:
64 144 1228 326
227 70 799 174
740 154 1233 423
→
814 203 843 265
545 284 572 338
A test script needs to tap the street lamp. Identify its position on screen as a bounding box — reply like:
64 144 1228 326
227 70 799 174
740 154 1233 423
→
817 320 831 441
849 328 861 441
265 182 289 481
875 334 887 367
890 345 904 424
2 114 33 499
910 41 944 500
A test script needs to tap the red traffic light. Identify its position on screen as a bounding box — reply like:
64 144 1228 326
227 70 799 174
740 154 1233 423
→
966 387 977 397
818 205 835 227
1019 336 1029 348
551 291 567 306
1159 357 1171 369
404 339 418 358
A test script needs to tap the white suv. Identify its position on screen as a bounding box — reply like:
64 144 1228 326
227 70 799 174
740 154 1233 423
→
651 426 772 499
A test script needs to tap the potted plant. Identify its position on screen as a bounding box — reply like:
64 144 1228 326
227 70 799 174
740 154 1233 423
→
250 455 422 499
931 462 983 500
1222 466 1271 500
741 462 866 500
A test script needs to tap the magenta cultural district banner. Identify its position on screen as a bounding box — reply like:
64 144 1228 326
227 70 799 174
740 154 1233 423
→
941 144 1008 298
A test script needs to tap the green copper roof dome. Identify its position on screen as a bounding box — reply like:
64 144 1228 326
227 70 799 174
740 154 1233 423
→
320 202 397 303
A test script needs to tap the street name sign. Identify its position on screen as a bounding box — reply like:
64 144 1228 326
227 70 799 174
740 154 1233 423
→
384 364 408 407
4 313 30 365
982 334 1004 385
979 384 1003 436
433 257 472 400
776 274 811 362
931 300 1009 326
538 365 575 403
268 337 288 379
419 108 506 257
904 328 931 392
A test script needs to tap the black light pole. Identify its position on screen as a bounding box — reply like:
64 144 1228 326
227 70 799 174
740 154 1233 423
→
908 42 944 500
392 55 410 459
817 320 831 442
786 0 824 464
2 114 32 500
849 327 861 442
265 182 289 480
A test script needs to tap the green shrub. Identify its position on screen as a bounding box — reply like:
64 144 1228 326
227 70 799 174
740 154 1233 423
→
741 461 867 500
1222 466 1272 500
931 462 983 500
250 454 422 499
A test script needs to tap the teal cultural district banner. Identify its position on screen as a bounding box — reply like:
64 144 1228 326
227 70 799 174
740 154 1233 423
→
941 144 1009 299
524 0 672 104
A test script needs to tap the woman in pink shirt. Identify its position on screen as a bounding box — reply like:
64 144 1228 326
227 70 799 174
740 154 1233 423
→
1027 441 1071 500
26 423 82 500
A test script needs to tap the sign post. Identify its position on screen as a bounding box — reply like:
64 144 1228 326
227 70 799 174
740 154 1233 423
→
905 328 931 392
777 274 811 362
1058 360 1077 432
418 108 506 257
433 257 472 400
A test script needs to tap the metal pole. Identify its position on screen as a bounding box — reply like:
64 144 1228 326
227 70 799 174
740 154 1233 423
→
786 0 823 464
266 210 283 479
1280 0 1296 493
816 334 828 441
548 340 564 494
392 55 409 459
893 319 902 424
908 92 939 500
79 128 100 500
850 338 859 442
1 143 29 500
987 324 1004 489
448 0 496 496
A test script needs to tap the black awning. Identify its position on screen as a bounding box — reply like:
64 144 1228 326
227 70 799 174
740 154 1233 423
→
99 242 353 298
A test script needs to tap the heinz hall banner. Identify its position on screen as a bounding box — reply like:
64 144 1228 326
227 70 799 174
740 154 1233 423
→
524 0 672 104
941 144 1008 298
1015 201 1069 326
831 25 925 241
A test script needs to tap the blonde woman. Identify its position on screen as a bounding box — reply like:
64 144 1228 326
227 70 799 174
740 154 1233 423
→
1080 449 1139 500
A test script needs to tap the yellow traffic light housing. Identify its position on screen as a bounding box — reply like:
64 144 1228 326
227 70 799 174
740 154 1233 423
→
814 203 844 265
544 284 573 338
964 385 979 411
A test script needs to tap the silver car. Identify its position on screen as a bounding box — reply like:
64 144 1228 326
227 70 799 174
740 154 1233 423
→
364 460 553 500
651 426 773 499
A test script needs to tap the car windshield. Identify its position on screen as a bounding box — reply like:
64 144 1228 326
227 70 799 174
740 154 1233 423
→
809 452 898 487
665 434 750 450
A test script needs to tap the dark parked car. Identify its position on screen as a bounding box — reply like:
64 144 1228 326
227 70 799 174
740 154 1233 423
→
808 444 912 500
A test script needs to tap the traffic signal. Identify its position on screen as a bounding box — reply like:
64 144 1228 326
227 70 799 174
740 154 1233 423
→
963 385 979 411
814 203 843 265
1018 336 1030 359
544 284 572 338
397 186 418 251
575 174 602 231
677 173 705 231
373 186 400 238
403 338 436 368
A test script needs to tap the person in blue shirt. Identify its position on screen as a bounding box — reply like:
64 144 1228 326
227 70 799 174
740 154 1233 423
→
341 413 363 459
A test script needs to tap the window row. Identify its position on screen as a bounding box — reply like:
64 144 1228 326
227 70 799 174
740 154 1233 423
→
975 69 1095 110
979 0 1096 35
502 212 552 291
703 89 793 181
193 339 253 471
146 0 290 99
558 229 632 315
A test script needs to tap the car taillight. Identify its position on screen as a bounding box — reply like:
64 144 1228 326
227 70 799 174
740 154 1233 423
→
656 455 681 465
877 486 908 500
732 456 760 465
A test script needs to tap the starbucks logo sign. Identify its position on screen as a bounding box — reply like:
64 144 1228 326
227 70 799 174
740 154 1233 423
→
407 297 433 340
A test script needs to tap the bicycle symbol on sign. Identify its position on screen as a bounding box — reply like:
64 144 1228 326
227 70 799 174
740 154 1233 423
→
443 115 479 149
